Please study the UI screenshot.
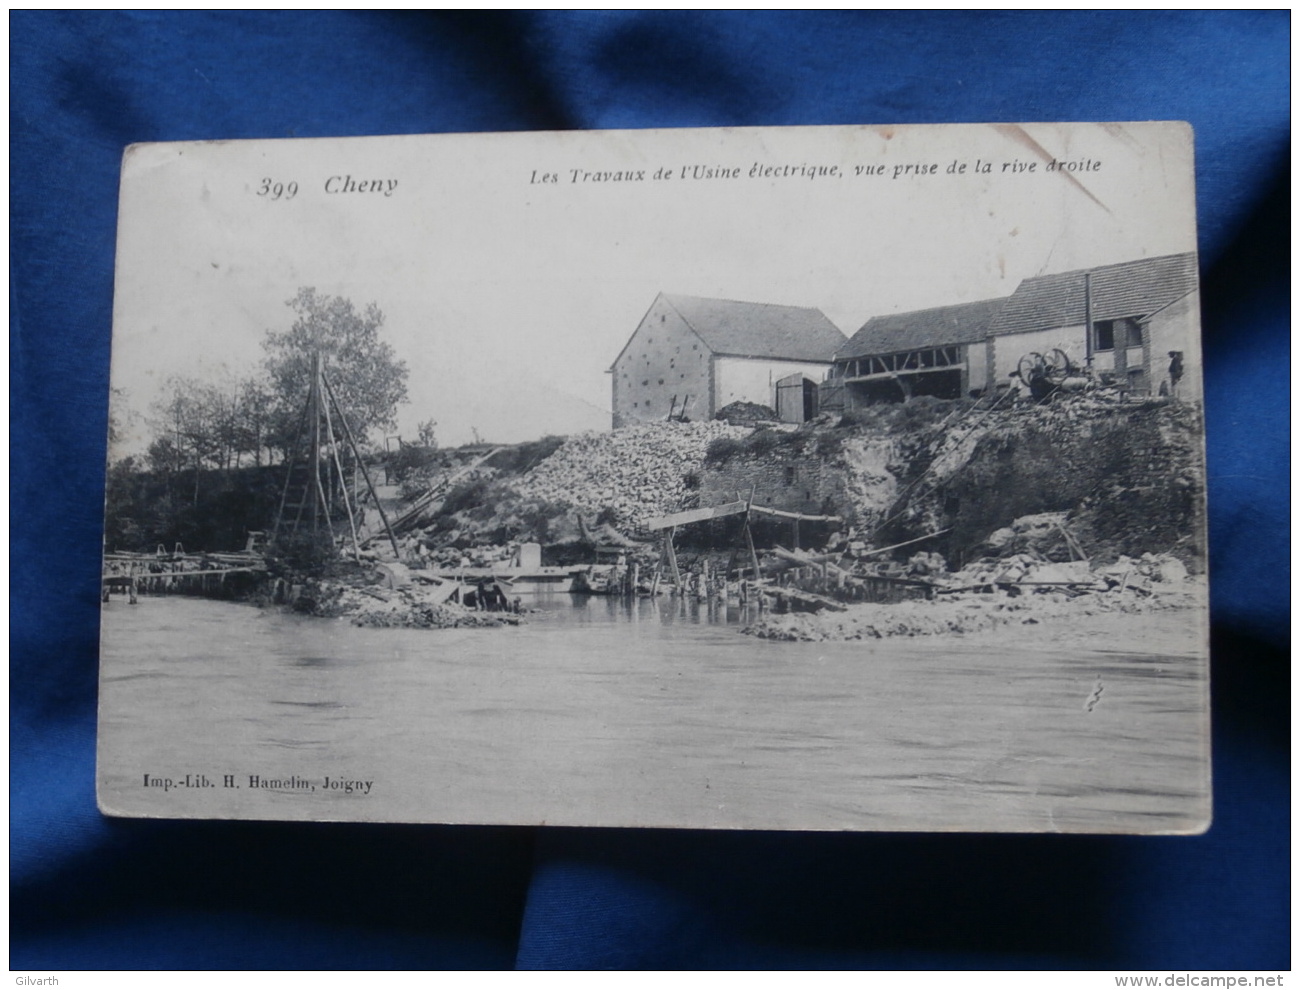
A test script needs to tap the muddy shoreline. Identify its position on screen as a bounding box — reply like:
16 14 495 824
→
744 579 1205 648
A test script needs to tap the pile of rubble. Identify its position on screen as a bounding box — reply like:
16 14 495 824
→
714 400 778 424
349 588 522 629
402 542 520 570
947 551 1189 595
289 576 521 629
746 583 1196 642
507 421 750 530
745 547 1199 642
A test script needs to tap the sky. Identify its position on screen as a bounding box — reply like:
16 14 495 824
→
109 122 1198 452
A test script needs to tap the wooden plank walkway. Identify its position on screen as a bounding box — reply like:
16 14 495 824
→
102 550 267 601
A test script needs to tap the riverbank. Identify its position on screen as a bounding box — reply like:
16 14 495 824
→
744 579 1205 649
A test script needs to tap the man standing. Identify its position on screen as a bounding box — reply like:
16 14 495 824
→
1168 351 1185 398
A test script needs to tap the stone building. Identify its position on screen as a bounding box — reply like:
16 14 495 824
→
825 252 1201 409
609 293 846 428
986 252 1201 401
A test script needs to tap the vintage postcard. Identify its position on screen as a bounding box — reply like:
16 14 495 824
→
98 122 1209 832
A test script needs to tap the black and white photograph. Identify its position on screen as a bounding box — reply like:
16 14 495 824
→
97 122 1209 833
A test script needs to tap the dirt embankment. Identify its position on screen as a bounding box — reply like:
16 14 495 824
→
689 395 1207 643
697 396 1203 565
879 396 1206 570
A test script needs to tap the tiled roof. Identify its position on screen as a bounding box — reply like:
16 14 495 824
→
837 297 1008 360
989 252 1199 337
662 294 847 362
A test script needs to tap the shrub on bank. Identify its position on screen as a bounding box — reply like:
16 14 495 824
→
268 529 339 576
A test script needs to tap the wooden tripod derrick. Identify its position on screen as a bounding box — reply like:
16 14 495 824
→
272 351 400 560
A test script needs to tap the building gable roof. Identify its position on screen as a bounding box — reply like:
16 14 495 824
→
989 252 1199 337
660 294 847 362
837 297 1008 360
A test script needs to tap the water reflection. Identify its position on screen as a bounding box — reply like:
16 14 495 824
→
535 591 758 627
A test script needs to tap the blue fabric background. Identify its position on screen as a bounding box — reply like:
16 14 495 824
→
10 11 1289 971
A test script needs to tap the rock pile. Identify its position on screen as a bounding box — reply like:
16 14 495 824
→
749 494 1199 641
508 422 750 530
946 551 1190 595
714 400 778 424
350 591 521 629
291 577 521 628
745 581 1199 642
975 511 1078 561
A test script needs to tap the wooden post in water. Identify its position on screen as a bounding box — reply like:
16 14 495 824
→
665 527 682 592
744 520 761 584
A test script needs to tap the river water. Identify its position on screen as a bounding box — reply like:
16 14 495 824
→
97 594 1210 833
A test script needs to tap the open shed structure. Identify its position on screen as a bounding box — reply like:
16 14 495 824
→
823 252 1201 410
827 297 1007 408
646 497 842 585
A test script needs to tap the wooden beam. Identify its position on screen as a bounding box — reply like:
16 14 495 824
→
748 504 842 524
647 500 842 532
665 526 682 587
771 546 839 567
106 566 266 579
390 445 502 531
859 528 952 557
645 500 748 531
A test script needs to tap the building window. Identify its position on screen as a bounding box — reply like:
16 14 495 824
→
1093 320 1116 351
784 465 798 485
1094 318 1142 351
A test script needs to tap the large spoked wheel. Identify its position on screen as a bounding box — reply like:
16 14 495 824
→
1044 348 1074 383
1017 352 1046 386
